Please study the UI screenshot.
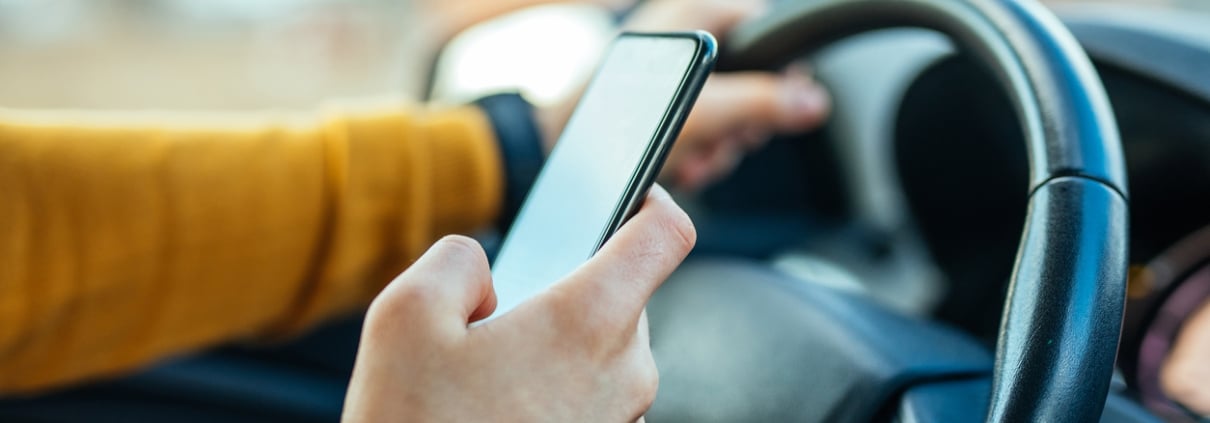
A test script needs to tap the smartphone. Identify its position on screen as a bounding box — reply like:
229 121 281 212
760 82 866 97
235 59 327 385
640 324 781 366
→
489 31 717 316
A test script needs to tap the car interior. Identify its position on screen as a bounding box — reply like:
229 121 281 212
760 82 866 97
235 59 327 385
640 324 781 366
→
648 1 1210 421
2 0 1208 422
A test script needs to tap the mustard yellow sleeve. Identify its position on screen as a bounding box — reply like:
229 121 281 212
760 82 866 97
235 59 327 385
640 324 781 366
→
0 105 503 394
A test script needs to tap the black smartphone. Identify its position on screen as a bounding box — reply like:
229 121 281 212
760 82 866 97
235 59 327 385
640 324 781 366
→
490 31 717 316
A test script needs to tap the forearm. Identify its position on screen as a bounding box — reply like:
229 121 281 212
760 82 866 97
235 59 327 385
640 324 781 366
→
0 105 502 393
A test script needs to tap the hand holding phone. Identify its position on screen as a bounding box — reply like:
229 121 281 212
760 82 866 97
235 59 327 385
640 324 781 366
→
490 31 717 317
345 32 714 422
347 185 696 422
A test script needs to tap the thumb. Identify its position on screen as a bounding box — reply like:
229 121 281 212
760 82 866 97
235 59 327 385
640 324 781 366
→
557 185 695 329
690 70 830 137
375 235 497 334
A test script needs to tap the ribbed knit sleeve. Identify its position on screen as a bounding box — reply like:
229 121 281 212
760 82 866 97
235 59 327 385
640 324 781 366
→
0 105 502 394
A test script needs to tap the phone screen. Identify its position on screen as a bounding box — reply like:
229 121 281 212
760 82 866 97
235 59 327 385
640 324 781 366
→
490 33 714 316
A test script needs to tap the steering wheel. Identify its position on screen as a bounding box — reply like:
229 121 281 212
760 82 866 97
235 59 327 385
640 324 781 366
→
648 0 1129 422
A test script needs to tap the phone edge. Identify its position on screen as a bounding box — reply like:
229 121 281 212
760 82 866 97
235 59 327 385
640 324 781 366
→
592 30 720 254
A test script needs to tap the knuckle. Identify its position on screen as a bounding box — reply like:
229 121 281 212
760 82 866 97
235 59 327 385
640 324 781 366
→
655 205 697 255
365 288 420 337
437 234 484 260
640 363 660 404
369 275 435 321
629 352 661 414
363 299 393 334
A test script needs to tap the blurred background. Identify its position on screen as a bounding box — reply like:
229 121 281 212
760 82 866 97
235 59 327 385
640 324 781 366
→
0 0 626 109
1 0 1204 111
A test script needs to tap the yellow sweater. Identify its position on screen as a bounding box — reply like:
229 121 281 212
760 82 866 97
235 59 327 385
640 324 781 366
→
0 105 503 394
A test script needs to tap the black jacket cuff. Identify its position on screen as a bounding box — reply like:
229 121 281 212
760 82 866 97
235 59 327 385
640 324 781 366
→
475 92 546 232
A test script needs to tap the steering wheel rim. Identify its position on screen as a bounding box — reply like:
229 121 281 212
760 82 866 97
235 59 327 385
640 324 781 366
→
723 0 1129 421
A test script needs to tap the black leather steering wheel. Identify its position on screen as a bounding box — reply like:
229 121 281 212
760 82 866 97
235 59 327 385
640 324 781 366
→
715 0 1128 421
